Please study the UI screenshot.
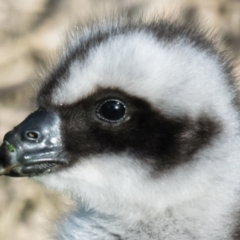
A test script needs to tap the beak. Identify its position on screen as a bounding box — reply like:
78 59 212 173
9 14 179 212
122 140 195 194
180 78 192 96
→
0 109 68 177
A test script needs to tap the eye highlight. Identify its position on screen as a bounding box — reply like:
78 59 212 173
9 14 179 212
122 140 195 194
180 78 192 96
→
96 99 126 123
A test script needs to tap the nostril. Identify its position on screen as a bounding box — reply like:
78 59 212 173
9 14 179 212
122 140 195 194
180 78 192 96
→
24 131 40 141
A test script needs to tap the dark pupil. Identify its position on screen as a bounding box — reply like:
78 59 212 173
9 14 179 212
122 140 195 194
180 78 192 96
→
100 101 125 121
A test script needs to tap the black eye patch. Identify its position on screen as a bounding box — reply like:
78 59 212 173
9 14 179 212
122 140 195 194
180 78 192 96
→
96 99 126 123
56 88 220 173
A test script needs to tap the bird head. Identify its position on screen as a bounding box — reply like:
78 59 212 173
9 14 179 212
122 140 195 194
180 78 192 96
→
0 20 238 211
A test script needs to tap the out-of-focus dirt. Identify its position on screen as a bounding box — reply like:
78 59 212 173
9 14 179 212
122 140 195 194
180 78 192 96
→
0 0 240 239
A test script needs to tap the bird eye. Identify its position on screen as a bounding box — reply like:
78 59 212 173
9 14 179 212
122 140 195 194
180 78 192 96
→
96 99 126 123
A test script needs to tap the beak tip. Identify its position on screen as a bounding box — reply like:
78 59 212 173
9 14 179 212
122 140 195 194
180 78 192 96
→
0 143 15 175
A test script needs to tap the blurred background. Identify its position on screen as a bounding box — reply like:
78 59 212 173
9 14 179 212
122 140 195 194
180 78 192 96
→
0 0 240 239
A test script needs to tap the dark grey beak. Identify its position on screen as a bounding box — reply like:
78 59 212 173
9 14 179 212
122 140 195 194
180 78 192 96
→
0 109 67 177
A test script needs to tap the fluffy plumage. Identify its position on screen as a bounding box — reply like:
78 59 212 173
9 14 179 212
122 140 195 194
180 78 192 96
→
35 17 240 239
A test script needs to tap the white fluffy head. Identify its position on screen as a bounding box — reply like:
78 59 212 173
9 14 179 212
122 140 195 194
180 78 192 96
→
35 19 240 238
52 29 234 120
